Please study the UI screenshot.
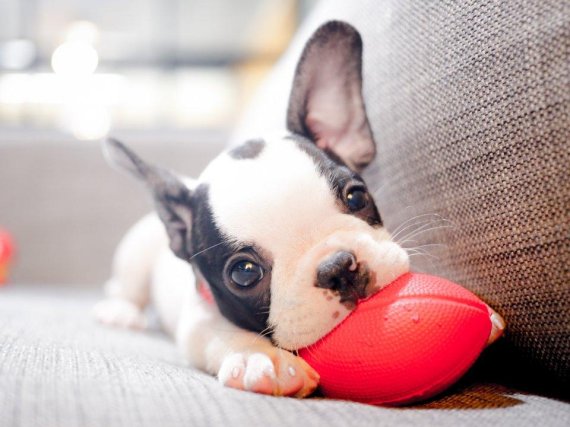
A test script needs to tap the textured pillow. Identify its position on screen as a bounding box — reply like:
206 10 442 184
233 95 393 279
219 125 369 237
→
231 0 569 390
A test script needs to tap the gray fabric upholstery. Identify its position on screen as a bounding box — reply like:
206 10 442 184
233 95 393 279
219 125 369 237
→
231 0 570 388
1 284 569 427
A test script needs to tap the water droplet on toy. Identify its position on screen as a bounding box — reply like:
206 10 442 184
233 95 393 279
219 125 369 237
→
411 314 420 323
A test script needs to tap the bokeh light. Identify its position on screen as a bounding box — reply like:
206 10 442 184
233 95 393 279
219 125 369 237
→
51 41 99 76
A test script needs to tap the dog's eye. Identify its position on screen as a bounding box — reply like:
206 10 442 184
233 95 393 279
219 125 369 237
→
346 188 367 211
230 261 264 287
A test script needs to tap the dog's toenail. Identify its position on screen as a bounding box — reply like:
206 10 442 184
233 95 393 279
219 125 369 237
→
231 366 241 379
288 366 296 377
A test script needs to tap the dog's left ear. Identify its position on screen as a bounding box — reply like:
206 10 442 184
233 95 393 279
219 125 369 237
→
287 21 374 172
103 138 193 260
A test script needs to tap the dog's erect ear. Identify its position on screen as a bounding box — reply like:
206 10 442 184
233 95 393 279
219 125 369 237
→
287 21 375 172
103 138 193 260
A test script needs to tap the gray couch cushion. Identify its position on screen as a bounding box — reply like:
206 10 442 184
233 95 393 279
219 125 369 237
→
1 284 569 427
231 0 569 389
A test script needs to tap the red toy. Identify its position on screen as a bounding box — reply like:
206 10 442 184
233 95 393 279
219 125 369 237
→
0 228 14 285
299 273 493 405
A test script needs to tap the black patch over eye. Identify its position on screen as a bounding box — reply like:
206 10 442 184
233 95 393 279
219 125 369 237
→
230 260 264 287
346 187 368 211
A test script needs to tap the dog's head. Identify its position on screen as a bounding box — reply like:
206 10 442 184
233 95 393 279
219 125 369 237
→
104 21 409 350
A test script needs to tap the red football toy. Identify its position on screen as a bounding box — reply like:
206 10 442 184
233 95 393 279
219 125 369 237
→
299 273 496 405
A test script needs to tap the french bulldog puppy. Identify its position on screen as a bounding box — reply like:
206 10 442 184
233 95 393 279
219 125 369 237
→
94 21 505 397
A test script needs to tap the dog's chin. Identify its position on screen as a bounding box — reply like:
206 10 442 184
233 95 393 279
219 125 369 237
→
271 282 386 351
271 310 352 351
272 292 380 351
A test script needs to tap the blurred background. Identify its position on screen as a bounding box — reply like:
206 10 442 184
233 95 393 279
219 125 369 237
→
0 0 319 138
0 0 317 286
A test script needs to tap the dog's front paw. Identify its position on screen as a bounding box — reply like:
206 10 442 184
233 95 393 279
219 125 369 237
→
92 298 147 330
218 349 319 398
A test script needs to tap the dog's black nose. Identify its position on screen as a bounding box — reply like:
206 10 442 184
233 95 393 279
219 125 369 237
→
316 251 360 293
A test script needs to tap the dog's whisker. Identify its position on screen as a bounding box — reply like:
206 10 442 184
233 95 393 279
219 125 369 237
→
409 253 437 260
404 236 449 264
397 224 454 246
407 250 440 270
402 243 448 255
392 215 451 239
393 222 442 245
406 249 438 259
405 242 442 267
397 234 448 249
405 246 432 254
395 218 453 243
400 238 420 247
404 239 448 254
390 215 447 242
389 212 444 237
402 242 448 249
249 324 275 345
188 241 225 261
258 325 275 338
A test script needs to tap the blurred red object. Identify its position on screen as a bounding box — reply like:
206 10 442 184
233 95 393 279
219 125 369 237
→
0 228 14 285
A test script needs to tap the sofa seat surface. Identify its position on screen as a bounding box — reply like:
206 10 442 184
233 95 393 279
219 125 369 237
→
1 284 568 427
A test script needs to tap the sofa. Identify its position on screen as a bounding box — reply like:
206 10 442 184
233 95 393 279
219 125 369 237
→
0 0 568 426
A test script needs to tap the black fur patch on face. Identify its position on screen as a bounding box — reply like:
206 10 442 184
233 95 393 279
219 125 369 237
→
190 184 271 334
228 139 265 160
286 134 382 227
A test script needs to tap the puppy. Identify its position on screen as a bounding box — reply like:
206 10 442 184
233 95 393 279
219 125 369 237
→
94 21 505 398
